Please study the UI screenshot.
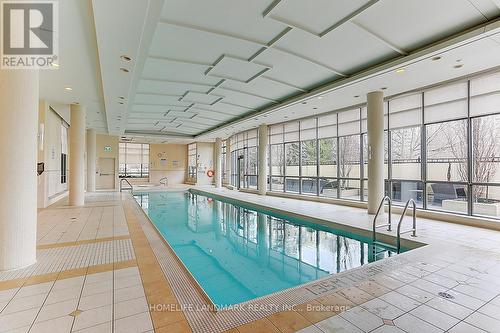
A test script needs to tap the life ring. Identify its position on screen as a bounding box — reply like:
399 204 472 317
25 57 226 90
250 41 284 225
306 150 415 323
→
207 170 215 177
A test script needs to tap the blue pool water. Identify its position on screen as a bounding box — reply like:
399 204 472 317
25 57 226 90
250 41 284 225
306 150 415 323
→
134 191 399 308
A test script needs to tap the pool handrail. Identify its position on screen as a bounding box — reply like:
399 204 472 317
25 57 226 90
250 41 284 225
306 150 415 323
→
396 198 417 253
120 178 133 192
372 195 392 244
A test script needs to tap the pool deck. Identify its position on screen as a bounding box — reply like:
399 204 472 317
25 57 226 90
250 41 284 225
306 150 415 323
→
0 188 500 333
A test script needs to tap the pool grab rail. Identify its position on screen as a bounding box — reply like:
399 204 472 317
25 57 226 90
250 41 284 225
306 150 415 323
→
159 177 169 187
372 195 392 244
396 198 417 253
372 196 417 254
120 178 133 192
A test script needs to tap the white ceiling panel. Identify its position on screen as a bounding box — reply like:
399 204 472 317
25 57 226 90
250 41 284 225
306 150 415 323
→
219 77 295 101
160 0 285 43
255 48 337 89
150 24 263 64
275 24 398 74
134 94 189 106
137 79 212 96
131 104 186 113
206 55 270 83
180 91 224 105
142 58 220 85
269 0 370 35
354 0 492 51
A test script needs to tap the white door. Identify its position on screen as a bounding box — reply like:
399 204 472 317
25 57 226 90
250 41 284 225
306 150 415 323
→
97 158 115 190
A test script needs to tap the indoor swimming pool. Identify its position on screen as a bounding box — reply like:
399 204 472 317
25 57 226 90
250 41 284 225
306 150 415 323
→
134 190 404 308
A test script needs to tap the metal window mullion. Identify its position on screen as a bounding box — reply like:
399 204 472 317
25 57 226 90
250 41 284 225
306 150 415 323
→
467 80 473 216
336 113 340 199
421 92 427 210
298 121 302 194
316 117 320 196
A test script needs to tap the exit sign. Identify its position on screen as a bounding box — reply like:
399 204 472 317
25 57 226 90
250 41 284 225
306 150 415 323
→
104 146 112 152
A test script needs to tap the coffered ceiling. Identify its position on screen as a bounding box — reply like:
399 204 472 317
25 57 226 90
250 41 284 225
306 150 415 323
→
86 0 500 141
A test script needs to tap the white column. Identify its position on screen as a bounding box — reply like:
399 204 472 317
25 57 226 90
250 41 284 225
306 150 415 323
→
86 129 96 192
224 138 231 185
258 124 269 195
367 91 385 214
214 138 222 188
0 70 38 270
69 104 86 206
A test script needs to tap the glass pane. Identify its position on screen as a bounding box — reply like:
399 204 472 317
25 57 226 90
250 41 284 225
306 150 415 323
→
391 126 421 180
285 177 300 193
300 118 317 140
426 120 468 182
339 135 360 179
318 113 337 138
472 185 500 218
246 175 258 189
270 124 284 144
271 144 284 176
284 122 300 142
319 138 337 177
472 114 500 183
301 140 317 177
338 108 360 136
340 179 361 200
470 71 500 117
301 178 318 195
271 177 284 192
390 180 423 207
389 93 422 128
424 82 468 123
427 182 468 214
285 142 299 176
319 178 338 198
246 147 258 175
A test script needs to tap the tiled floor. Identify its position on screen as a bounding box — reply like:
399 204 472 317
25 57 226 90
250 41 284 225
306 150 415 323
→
1 189 500 333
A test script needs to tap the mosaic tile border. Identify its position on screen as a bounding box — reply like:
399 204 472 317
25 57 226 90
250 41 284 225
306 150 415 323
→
129 195 415 333
0 239 135 282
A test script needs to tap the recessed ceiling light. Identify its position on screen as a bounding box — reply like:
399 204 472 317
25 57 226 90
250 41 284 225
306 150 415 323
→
381 87 388 90
354 95 360 98
301 102 307 105
395 68 405 74
120 55 132 62
120 68 129 73
118 96 125 100
456 59 462 63
52 63 60 68
454 64 463 69
118 102 124 105
313 107 318 110
318 96 323 100
432 56 442 61
64 87 72 91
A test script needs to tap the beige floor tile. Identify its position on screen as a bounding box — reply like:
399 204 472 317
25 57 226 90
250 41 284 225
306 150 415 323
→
114 296 149 320
52 276 85 291
316 315 364 333
79 291 113 311
45 287 82 305
30 315 73 333
72 305 112 331
410 304 459 331
448 321 488 333
81 280 113 298
465 311 500 332
0 308 38 332
426 297 473 320
361 298 405 320
267 310 311 333
114 311 153 333
35 298 79 322
72 321 112 333
394 313 443 333
113 285 145 303
395 285 435 303
2 293 47 315
236 318 280 333
340 306 384 332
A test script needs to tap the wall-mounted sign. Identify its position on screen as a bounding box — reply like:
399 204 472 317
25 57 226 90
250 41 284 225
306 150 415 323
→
104 146 112 152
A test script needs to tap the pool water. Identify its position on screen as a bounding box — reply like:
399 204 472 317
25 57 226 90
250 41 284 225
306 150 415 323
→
134 191 399 308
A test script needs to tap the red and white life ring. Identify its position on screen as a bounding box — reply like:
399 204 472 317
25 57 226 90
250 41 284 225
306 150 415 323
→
207 170 215 177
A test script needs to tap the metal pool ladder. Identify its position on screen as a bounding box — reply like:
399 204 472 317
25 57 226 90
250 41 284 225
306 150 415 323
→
396 199 417 253
120 178 133 192
372 195 392 244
